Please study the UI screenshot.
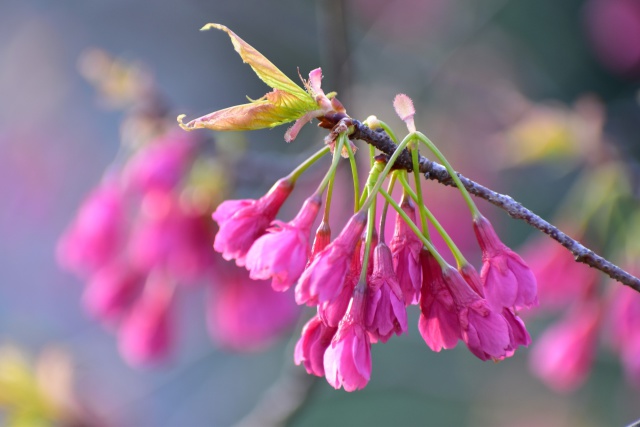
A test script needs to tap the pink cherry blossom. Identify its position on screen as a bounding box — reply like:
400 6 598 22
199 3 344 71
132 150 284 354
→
607 286 640 386
212 178 294 266
323 289 372 391
123 131 197 192
82 261 143 324
245 196 321 291
365 243 407 343
390 196 422 305
57 179 125 276
295 213 367 306
294 314 337 377
207 267 300 351
418 250 460 351
443 267 512 361
530 300 601 392
474 215 538 311
118 276 175 366
129 191 215 282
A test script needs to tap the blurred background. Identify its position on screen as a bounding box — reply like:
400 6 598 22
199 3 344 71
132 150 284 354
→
1 0 640 425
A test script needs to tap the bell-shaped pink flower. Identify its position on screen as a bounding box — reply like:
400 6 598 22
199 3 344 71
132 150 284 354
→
57 179 125 276
83 261 143 324
390 196 422 305
443 267 512 361
522 234 597 310
474 215 538 311
245 196 321 291
207 267 300 351
323 289 372 391
123 131 197 192
294 314 337 377
529 300 601 392
318 272 357 328
418 250 461 351
365 243 407 343
295 213 367 306
502 307 531 357
212 178 294 266
118 276 175 366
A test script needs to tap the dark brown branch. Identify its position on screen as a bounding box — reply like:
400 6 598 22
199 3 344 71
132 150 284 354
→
350 120 640 293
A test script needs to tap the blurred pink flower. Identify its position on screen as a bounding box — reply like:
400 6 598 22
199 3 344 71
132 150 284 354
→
82 261 143 324
123 130 197 192
474 216 538 311
584 0 640 76
245 196 321 291
530 300 601 392
294 314 337 377
608 286 640 386
118 275 175 366
390 196 422 305
295 213 367 306
522 235 597 310
418 250 461 351
212 178 294 266
207 268 300 351
57 178 125 276
323 290 372 392
129 191 215 282
365 243 407 343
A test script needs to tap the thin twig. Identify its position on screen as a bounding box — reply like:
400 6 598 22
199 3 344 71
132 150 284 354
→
349 119 640 293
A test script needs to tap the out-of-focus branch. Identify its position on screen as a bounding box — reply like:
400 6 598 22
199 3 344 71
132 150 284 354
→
349 119 640 293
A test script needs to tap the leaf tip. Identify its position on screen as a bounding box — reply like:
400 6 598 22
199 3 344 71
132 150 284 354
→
177 114 192 131
200 23 224 32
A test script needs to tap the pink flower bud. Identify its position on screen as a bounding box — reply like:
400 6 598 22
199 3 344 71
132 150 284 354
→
294 315 337 377
530 300 601 392
365 243 407 343
295 213 367 306
245 196 321 291
118 276 175 366
474 215 538 311
212 179 294 266
390 196 422 305
323 290 372 391
418 250 461 351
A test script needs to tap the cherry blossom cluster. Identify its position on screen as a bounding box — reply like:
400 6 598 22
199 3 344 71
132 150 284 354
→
58 115 299 366
206 95 538 391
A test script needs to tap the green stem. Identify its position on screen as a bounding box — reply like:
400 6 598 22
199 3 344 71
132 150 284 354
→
286 146 331 183
411 147 430 240
359 133 414 214
379 173 397 242
414 132 481 219
345 137 360 212
314 138 344 195
379 188 450 269
322 168 335 223
397 173 468 267
377 120 399 145
358 162 384 285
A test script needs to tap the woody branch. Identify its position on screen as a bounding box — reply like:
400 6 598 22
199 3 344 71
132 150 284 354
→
346 119 640 293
